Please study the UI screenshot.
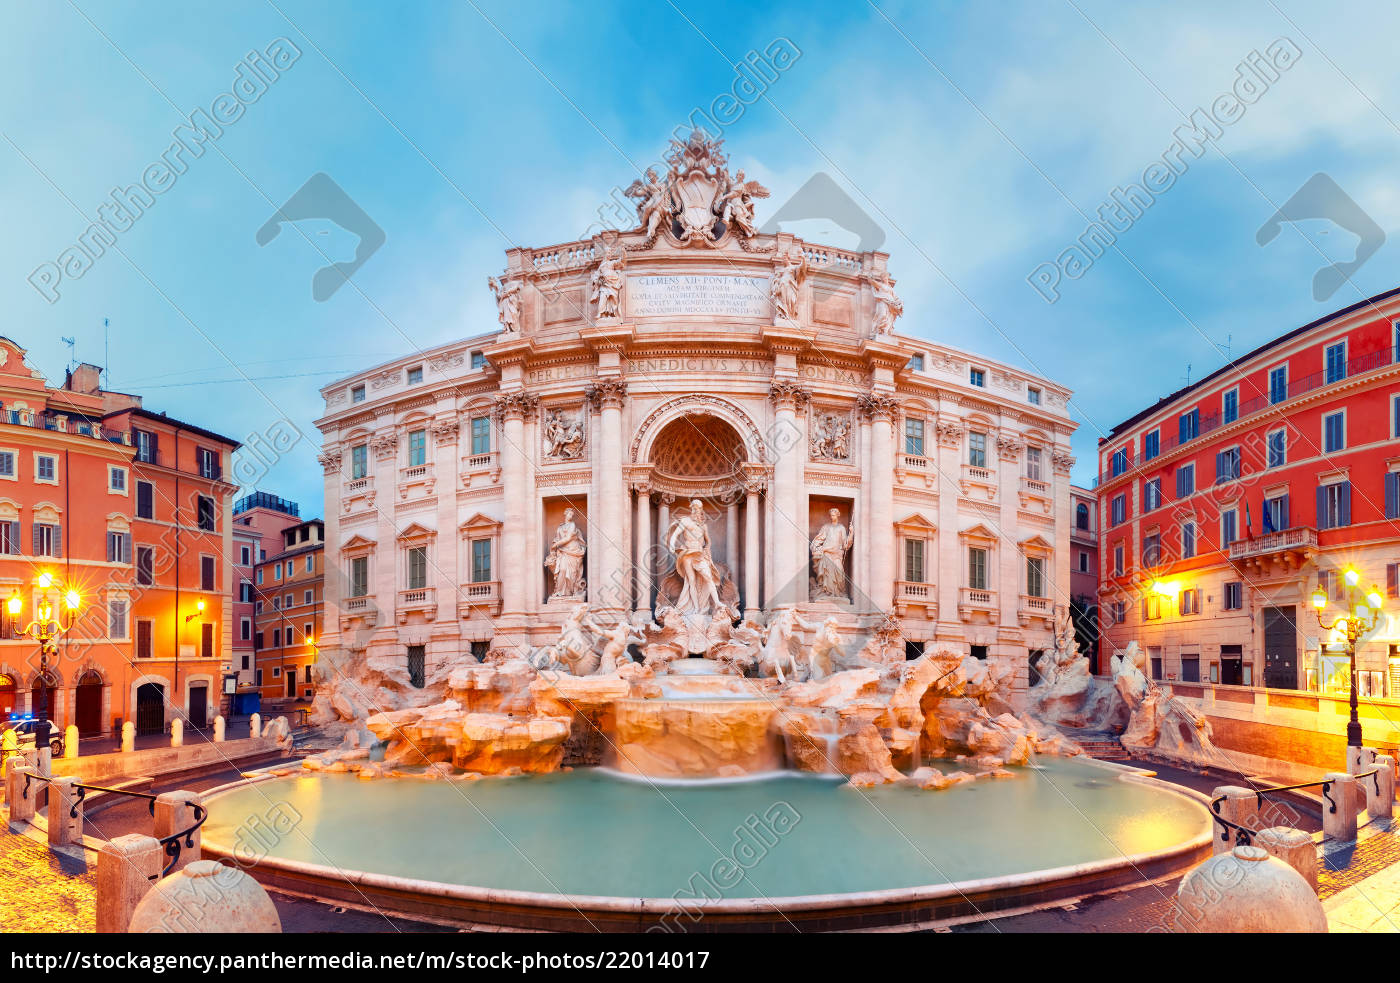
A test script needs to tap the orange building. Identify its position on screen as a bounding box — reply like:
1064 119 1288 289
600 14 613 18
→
232 491 303 689
253 518 323 705
0 338 240 739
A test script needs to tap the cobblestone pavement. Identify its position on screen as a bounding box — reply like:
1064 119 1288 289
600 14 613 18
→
1320 819 1400 900
0 829 95 933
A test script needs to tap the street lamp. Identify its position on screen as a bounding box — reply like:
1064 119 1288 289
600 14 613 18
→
1311 567 1383 749
9 573 82 756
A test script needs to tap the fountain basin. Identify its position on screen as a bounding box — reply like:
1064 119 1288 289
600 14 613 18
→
201 757 1213 931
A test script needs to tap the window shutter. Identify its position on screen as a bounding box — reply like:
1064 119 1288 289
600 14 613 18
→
1389 564 1398 598
1340 482 1352 527
1317 486 1328 530
54 524 62 558
1388 473 1399 520
1215 451 1223 480
8 521 18 555
31 522 39 556
1280 494 1290 530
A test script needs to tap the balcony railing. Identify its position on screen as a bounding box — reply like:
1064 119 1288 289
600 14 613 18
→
1019 594 1052 623
458 580 502 616
958 586 997 619
1095 345 1398 488
1227 526 1318 562
344 476 374 495
0 409 130 445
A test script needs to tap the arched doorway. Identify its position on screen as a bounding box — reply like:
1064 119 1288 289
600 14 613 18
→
0 673 15 722
136 682 165 735
75 670 103 736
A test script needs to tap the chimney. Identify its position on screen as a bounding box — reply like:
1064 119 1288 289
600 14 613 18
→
63 362 104 394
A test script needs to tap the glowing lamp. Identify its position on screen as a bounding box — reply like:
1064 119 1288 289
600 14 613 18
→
37 572 52 590
1345 569 1360 587
6 593 20 617
1368 588 1384 611
63 590 80 611
196 599 206 613
1312 588 1327 610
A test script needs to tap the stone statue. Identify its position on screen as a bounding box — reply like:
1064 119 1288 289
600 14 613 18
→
805 616 845 682
866 271 903 335
666 499 725 618
590 248 624 321
758 607 816 684
587 615 645 674
544 508 587 600
809 508 853 600
487 275 522 333
624 167 673 241
771 249 807 323
543 410 584 460
716 169 769 238
642 606 689 668
551 603 601 676
810 412 851 461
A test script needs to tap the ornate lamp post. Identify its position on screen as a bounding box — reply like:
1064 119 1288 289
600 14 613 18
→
1311 567 1383 749
9 572 83 756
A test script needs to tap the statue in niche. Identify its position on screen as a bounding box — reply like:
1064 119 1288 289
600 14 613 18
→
590 247 625 321
809 508 854 600
543 409 584 460
809 412 851 461
865 270 903 335
666 499 726 618
771 248 807 323
544 508 587 600
715 169 769 238
487 275 522 333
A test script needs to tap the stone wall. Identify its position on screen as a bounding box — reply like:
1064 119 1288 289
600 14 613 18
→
49 737 285 783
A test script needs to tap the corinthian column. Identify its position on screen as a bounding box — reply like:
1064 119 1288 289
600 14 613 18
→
495 393 536 635
588 379 628 614
768 382 810 606
743 475 764 621
859 392 900 614
633 482 652 618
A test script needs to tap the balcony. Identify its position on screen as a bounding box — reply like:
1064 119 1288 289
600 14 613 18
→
398 463 436 499
338 594 378 629
894 580 937 618
1018 476 1052 514
397 587 437 624
959 464 996 500
895 453 936 488
458 580 502 618
1018 593 1052 627
343 475 375 512
958 586 997 621
1228 526 1318 577
461 451 501 487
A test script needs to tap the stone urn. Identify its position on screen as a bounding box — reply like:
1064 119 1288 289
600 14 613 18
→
1173 845 1326 933
129 860 282 933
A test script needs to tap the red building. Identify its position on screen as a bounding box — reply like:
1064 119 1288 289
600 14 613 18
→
1097 288 1400 695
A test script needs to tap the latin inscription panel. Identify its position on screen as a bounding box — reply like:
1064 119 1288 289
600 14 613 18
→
627 275 771 319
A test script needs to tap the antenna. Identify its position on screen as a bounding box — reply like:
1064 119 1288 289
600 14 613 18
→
104 317 109 388
61 336 76 372
1182 363 1192 388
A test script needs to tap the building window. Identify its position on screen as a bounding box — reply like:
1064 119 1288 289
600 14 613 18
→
1264 494 1289 532
1078 551 1089 573
304 589 313 605
136 480 154 519
1325 341 1347 384
272 597 280 611
1222 388 1238 424
1215 446 1241 484
967 547 988 590
196 496 215 532
33 522 60 557
1323 411 1345 453
969 368 985 388
272 629 281 647
1179 409 1199 443
1075 503 1090 529
471 641 490 661
351 444 369 479
905 539 925 583
254 632 263 651
35 454 56 483
1143 430 1160 461
471 540 492 583
351 384 366 403
1269 364 1288 404
240 618 251 641
407 365 423 385
1267 429 1286 468
406 546 428 590
136 546 154 585
201 623 214 660
470 351 486 370
197 447 220 480
109 466 127 493
1144 596 1161 621
1111 600 1126 625
1224 581 1243 610
1181 654 1201 682
968 432 987 468
970 645 989 660
1027 387 1041 405
284 593 293 609
1182 521 1196 558
1111 447 1129 476
908 353 924 371
1386 472 1400 520
470 417 491 455
1141 533 1160 566
1025 447 1042 480
1113 544 1124 576
1176 464 1195 498
904 418 925 457
1110 494 1126 527
1026 556 1045 598
1179 589 1200 616
0 451 14 479
1143 478 1161 512
1318 481 1352 529
0 521 18 555
407 645 426 689
1222 509 1237 546
349 556 369 598
107 531 130 563
136 619 153 659
201 555 215 591
240 545 251 566
108 598 128 639
408 429 427 467
134 429 157 464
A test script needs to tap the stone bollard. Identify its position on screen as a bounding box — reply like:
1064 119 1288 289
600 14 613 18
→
1324 772 1360 842
250 713 261 739
8 765 37 825
47 776 83 847
1254 826 1317 892
154 791 203 875
64 725 78 760
1348 745 1377 775
1363 755 1395 820
36 745 51 777
170 718 183 748
96 834 162 933
1173 845 1327 932
213 715 225 742
1210 786 1259 854
121 721 135 753
129 859 282 933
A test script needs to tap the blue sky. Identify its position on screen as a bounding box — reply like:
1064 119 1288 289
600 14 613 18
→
3 0 1399 514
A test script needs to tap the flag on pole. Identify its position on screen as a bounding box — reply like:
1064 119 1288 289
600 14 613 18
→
1245 501 1254 538
1261 500 1276 534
